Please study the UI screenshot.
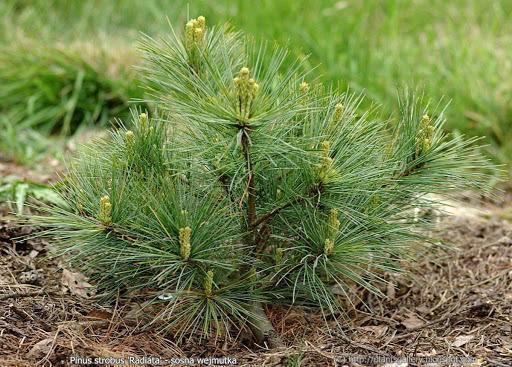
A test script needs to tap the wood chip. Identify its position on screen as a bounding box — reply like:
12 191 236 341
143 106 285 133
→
61 269 94 298
451 335 474 347
401 314 424 329
359 325 388 338
27 337 54 359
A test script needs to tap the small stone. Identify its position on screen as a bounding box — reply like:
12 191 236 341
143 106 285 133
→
451 334 474 347
402 314 424 329
18 269 44 285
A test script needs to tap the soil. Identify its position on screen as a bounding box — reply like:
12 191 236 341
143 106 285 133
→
0 162 511 367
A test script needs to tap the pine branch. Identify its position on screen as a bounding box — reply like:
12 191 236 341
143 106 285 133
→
241 127 257 231
252 182 323 228
252 195 302 228
249 302 283 348
203 161 236 204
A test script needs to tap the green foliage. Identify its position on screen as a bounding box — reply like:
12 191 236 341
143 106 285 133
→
0 176 65 214
30 18 491 343
0 116 53 164
285 352 304 367
0 41 142 136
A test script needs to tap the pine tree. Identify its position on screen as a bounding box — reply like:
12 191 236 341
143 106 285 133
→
30 16 490 347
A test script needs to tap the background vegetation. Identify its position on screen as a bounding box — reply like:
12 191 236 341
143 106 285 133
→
0 0 510 175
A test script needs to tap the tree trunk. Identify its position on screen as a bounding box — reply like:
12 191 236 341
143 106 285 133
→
249 302 283 349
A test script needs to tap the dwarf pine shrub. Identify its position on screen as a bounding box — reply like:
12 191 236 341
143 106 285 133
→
31 17 490 346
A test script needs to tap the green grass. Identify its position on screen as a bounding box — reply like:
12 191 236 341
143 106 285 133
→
0 39 142 163
0 41 140 134
0 175 65 214
1 0 511 172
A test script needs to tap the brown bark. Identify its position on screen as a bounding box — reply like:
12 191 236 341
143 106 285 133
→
249 302 284 349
